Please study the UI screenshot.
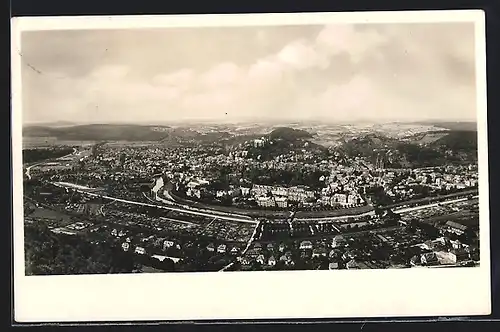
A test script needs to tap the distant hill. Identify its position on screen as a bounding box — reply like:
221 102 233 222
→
431 130 478 151
23 124 172 142
339 130 477 168
415 121 477 131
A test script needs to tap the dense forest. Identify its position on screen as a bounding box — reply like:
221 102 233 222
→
339 130 477 168
23 147 74 164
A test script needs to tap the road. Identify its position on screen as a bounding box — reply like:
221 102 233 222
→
51 181 477 227
51 182 258 224
25 163 42 180
24 148 78 180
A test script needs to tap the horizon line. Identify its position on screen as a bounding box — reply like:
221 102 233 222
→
23 117 478 127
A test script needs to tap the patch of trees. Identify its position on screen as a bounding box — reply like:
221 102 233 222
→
243 167 329 189
24 222 134 275
23 147 74 164
269 127 313 140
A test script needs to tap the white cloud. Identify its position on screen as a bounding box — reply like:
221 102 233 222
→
199 62 243 88
316 25 387 62
151 68 194 87
276 39 329 70
22 23 477 124
89 64 130 80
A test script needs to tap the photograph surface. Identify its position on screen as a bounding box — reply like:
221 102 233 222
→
12 11 490 321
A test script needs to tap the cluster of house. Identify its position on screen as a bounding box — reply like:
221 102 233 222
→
317 190 364 207
252 137 269 148
411 236 474 266
239 236 353 269
385 165 478 198
251 184 316 208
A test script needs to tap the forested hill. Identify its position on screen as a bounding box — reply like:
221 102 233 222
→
430 130 478 151
23 124 173 141
414 121 477 131
269 127 314 140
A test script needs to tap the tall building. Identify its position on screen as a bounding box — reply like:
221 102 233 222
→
375 153 385 170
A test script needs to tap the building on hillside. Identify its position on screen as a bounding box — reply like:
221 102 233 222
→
332 235 346 248
299 240 313 250
274 196 288 208
443 221 469 235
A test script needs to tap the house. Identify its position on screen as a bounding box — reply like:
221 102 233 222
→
134 246 146 255
278 242 286 252
443 221 468 235
268 256 277 266
332 235 346 248
217 244 227 254
450 239 463 250
451 249 470 263
246 248 260 258
312 248 327 258
409 255 420 266
328 262 340 270
240 187 251 196
241 257 250 266
230 247 240 255
328 249 338 258
266 243 274 251
111 229 118 236
346 259 359 270
274 196 288 208
299 240 313 250
256 254 266 264
342 251 356 261
420 252 439 265
206 243 215 252
163 240 175 250
121 242 130 252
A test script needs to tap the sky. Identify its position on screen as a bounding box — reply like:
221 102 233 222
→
20 22 477 124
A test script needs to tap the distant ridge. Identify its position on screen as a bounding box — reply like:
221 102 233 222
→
23 123 172 142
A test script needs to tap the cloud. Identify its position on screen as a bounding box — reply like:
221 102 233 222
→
316 25 387 62
22 23 477 124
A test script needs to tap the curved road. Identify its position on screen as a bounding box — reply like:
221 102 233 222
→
51 181 477 226
51 182 258 224
24 148 79 180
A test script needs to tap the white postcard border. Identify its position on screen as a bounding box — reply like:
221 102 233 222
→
11 10 490 322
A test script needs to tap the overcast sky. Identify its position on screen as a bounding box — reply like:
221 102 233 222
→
20 23 477 124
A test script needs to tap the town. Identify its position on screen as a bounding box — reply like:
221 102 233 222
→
22 122 480 274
